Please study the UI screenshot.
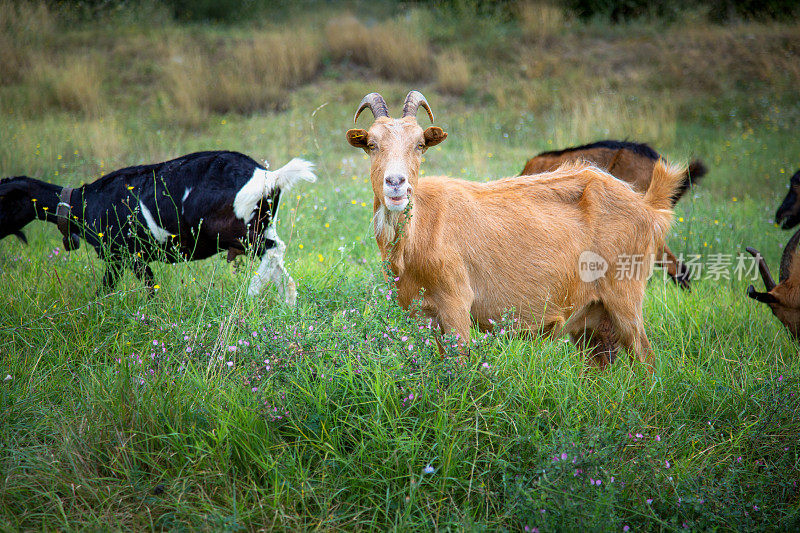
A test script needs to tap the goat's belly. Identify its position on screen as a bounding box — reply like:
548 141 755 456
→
470 291 570 332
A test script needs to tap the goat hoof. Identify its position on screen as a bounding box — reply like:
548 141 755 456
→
746 284 757 298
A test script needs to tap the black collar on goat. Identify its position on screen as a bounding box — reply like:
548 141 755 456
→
56 186 80 251
0 151 315 304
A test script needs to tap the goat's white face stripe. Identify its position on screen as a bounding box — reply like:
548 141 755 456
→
383 159 411 212
139 201 170 243
234 168 276 224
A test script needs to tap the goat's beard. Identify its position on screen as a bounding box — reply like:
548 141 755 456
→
374 201 411 244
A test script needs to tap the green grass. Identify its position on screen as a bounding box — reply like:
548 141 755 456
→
1 2 800 530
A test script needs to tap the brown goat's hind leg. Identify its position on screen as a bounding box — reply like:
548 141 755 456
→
604 289 655 373
567 304 618 371
617 325 654 373
634 329 655 373
571 331 615 370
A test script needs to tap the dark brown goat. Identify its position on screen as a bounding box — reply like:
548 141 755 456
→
746 230 800 342
521 140 707 289
774 168 800 229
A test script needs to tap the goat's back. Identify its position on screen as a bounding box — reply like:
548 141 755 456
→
405 163 669 326
521 146 656 194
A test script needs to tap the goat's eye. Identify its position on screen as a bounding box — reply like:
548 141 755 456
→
417 142 425 150
367 142 377 151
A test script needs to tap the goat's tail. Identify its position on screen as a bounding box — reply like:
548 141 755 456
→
271 158 317 191
669 158 708 206
644 159 685 211
643 159 686 241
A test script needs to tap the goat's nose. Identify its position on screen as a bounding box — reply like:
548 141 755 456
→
385 174 406 187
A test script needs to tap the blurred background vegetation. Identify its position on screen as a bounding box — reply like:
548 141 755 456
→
2 1 800 530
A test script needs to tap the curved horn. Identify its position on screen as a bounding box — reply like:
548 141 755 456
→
746 247 777 291
354 93 390 124
402 90 434 123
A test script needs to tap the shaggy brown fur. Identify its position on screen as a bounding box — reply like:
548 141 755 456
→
521 141 707 290
746 229 800 342
347 92 685 371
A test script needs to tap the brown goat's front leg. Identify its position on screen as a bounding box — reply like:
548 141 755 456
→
431 290 473 356
658 244 690 290
436 310 471 355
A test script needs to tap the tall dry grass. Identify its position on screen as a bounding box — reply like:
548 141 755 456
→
0 0 55 39
325 14 433 81
436 50 471 95
0 0 55 85
0 32 28 85
518 2 569 44
325 14 371 65
23 55 106 118
52 56 106 117
162 46 212 127
0 115 125 181
551 90 677 147
162 29 321 123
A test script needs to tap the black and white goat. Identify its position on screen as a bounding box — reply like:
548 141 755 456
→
0 151 316 304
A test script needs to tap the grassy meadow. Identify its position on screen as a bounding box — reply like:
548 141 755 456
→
1 1 799 530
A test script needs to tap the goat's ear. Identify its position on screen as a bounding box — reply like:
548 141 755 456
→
423 127 447 148
346 129 370 150
747 285 779 305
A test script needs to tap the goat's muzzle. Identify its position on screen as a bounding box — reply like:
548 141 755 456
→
384 182 412 212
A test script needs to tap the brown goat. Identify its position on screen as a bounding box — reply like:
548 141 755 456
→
346 91 684 371
746 230 800 341
774 168 800 229
521 141 707 290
